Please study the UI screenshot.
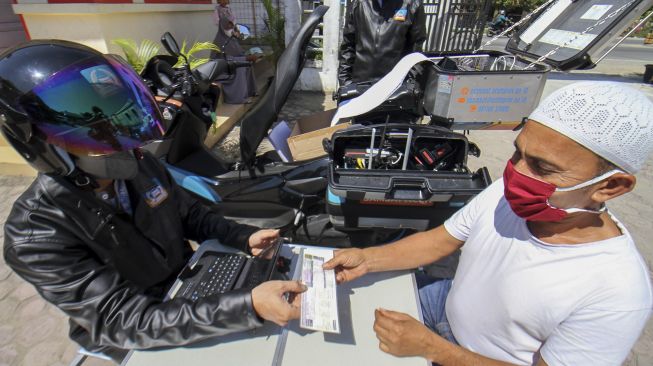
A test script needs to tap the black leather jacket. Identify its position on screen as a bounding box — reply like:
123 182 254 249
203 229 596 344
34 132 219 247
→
338 0 426 86
3 152 262 358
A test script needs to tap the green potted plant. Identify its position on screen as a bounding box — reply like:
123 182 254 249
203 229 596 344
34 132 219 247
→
173 41 221 69
111 38 160 74
261 0 286 63
112 38 220 72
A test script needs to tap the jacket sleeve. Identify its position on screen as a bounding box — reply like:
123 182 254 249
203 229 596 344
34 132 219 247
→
407 1 427 52
167 168 259 252
338 0 358 87
3 203 264 350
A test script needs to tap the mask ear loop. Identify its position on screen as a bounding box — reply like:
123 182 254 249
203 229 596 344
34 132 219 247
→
555 170 624 192
547 170 624 214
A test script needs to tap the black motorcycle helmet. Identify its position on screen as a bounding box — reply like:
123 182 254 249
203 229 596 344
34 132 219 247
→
0 40 165 183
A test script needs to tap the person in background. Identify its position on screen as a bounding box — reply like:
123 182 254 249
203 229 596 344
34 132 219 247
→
212 0 259 104
492 9 509 28
337 0 426 89
324 81 653 366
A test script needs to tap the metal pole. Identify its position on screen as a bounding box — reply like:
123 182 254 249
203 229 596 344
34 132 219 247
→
368 128 377 169
251 0 258 37
595 11 653 65
402 128 413 170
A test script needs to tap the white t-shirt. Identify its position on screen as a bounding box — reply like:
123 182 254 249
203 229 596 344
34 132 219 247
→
443 179 652 366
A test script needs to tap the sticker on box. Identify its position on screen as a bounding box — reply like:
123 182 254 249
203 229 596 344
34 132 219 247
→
581 4 613 20
539 28 597 50
437 75 453 94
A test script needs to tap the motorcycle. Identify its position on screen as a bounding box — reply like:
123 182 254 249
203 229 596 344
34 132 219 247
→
334 77 424 125
140 6 387 247
140 0 653 273
486 18 514 37
141 5 492 248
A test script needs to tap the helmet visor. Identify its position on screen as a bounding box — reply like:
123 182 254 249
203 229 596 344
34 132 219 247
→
18 55 165 156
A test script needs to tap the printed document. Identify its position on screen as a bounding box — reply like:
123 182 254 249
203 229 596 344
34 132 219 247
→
300 248 340 333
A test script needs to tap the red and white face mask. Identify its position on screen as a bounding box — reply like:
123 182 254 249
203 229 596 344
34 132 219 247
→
502 160 622 222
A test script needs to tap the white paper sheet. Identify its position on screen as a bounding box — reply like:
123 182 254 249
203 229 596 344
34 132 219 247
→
300 248 340 333
330 52 429 126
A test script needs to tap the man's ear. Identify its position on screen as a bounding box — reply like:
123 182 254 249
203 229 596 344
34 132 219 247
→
591 173 636 203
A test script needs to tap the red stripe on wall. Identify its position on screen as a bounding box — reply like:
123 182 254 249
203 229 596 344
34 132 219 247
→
39 0 213 3
143 0 211 3
47 0 132 3
18 14 31 40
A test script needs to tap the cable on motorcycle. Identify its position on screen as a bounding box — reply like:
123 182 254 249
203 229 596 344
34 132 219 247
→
376 114 391 162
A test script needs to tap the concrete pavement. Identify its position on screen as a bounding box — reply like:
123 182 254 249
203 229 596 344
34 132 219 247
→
481 36 653 80
0 176 113 366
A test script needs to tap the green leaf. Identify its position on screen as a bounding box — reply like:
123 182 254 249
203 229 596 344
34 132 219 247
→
135 39 160 73
261 0 286 62
111 38 160 73
173 40 220 69
112 38 139 69
189 58 210 69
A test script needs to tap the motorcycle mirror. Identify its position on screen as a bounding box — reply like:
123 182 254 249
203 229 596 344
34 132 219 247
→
161 32 181 57
237 24 251 40
468 142 481 158
322 138 333 156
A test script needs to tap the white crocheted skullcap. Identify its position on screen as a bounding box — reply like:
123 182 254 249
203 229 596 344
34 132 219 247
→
529 81 653 174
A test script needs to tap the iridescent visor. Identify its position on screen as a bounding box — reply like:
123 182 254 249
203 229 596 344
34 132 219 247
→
18 56 165 156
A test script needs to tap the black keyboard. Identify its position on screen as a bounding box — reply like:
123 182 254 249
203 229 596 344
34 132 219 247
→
180 254 247 301
241 256 271 289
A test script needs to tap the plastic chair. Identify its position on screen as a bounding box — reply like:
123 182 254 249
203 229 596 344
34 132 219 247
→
68 348 114 366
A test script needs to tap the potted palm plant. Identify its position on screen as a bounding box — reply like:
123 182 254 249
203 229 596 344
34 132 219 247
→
111 39 160 74
261 0 285 63
173 41 221 69
112 38 220 71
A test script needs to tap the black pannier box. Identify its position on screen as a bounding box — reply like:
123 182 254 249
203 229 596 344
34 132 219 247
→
326 124 491 231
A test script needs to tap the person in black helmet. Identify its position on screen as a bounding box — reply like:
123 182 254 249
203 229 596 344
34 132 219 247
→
0 40 306 361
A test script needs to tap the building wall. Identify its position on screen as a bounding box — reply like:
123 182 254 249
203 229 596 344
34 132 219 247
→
0 0 27 53
13 3 219 54
11 0 338 92
285 0 340 92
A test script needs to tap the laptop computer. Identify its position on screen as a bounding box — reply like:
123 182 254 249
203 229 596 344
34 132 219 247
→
169 239 284 301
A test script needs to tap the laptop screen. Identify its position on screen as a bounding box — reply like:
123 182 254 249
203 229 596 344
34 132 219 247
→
253 238 283 281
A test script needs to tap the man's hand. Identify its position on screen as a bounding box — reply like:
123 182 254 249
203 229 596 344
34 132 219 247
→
248 229 280 256
251 280 307 326
375 310 536 366
245 54 259 62
322 248 369 284
374 308 437 359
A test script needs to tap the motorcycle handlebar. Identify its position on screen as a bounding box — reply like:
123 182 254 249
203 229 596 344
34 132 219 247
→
230 60 252 69
193 59 230 82
193 59 251 83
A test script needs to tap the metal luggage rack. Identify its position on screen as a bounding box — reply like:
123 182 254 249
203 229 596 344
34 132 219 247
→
437 54 535 72
331 125 472 174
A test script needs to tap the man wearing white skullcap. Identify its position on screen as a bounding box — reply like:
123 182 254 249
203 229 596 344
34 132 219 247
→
323 81 653 365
